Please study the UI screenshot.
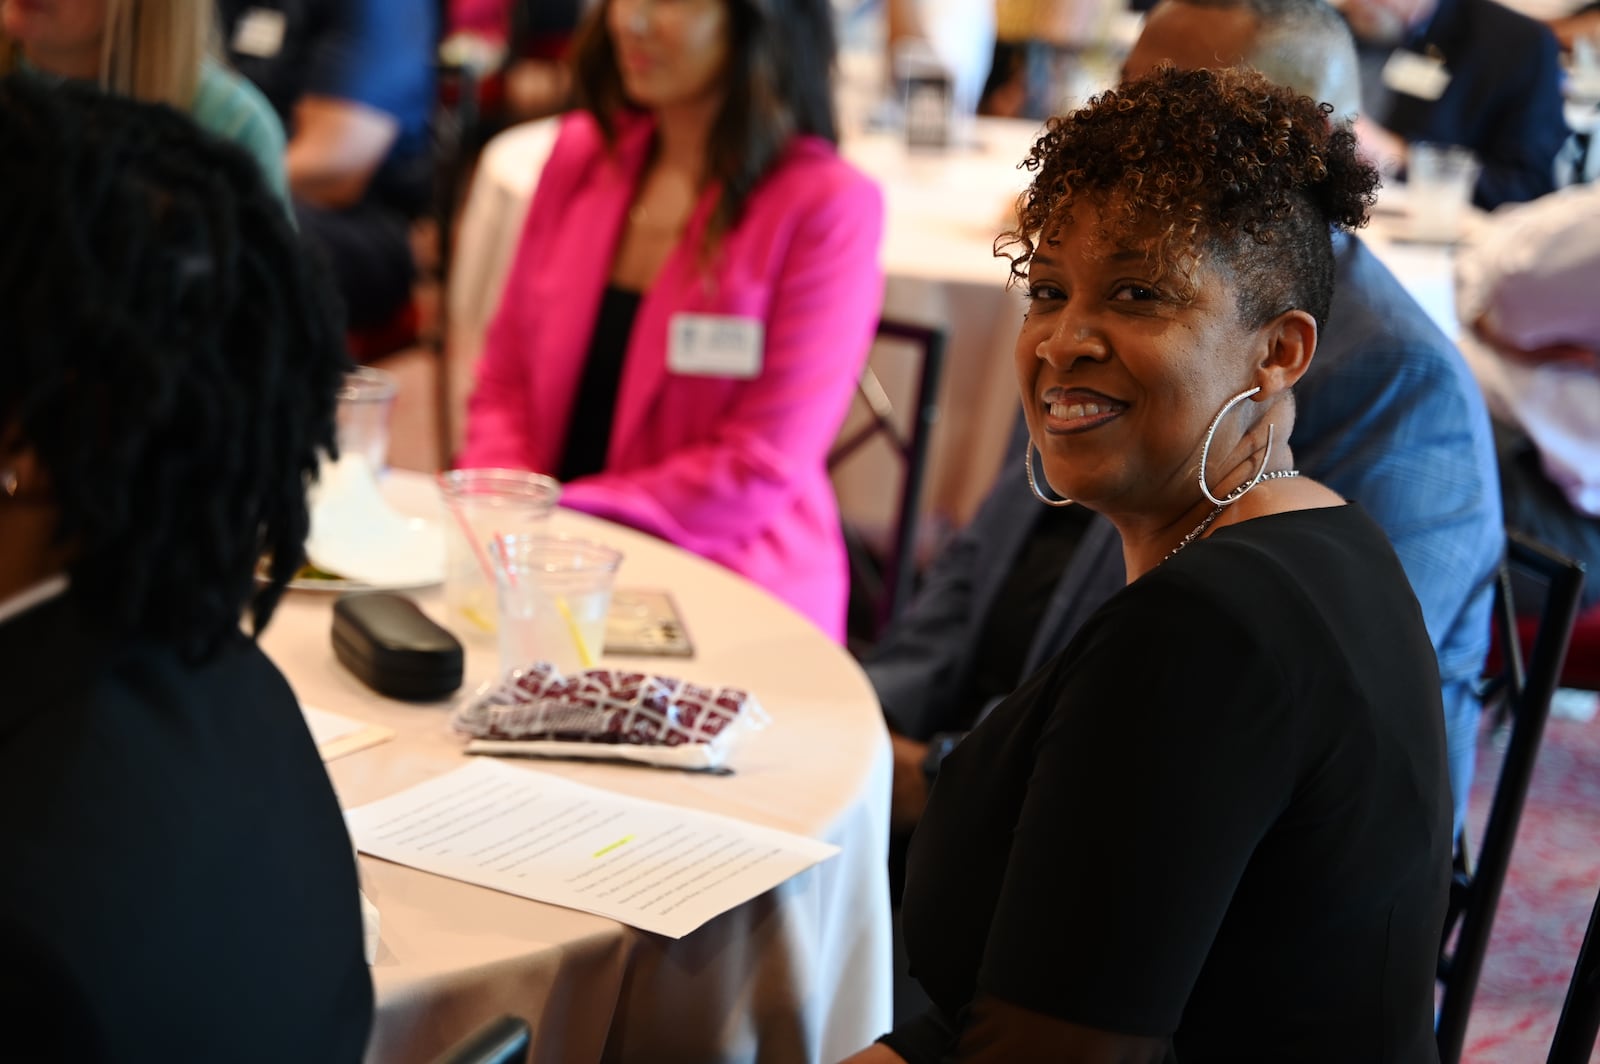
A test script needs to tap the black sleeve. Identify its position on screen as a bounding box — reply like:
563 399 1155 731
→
974 572 1300 1036
878 1004 962 1064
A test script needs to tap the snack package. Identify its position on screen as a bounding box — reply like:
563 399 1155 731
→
452 663 769 771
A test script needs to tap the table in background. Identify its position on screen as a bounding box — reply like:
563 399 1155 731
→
259 472 892 1064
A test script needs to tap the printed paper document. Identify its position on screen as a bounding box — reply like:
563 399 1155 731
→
345 758 840 938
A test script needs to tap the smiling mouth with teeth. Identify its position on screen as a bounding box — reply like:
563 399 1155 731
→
1050 401 1114 420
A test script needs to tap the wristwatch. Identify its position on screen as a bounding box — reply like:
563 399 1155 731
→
921 731 965 785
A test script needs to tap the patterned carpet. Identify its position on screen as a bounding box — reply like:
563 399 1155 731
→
1459 704 1600 1062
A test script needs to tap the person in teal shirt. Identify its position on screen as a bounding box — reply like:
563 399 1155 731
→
1 0 289 206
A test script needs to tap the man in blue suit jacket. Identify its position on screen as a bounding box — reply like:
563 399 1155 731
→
868 0 1501 860
1345 0 1569 207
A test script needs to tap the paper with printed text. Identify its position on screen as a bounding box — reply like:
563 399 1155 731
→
345 759 838 938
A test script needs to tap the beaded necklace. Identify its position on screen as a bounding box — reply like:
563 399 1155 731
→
1161 469 1301 564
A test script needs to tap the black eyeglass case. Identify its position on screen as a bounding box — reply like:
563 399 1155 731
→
332 592 464 702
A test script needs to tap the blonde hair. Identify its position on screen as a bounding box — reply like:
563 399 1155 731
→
0 0 210 111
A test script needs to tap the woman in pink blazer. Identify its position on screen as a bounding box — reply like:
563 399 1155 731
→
461 0 885 640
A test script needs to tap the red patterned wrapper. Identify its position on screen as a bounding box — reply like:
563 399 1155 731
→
454 664 767 759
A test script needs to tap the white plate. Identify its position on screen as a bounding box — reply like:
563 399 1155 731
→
303 456 447 589
264 537 446 593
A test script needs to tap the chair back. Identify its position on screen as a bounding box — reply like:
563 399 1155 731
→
430 1015 531 1064
828 318 948 650
432 60 481 297
1436 532 1586 1064
1548 871 1600 1064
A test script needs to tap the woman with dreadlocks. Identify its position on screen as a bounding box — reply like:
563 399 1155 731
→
0 77 370 1060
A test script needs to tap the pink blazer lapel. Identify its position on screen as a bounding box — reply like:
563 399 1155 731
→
523 119 648 470
606 180 724 463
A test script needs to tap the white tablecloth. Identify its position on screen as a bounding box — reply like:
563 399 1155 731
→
446 118 1466 540
257 471 893 1064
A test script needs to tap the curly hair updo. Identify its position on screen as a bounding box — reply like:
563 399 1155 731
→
998 65 1379 330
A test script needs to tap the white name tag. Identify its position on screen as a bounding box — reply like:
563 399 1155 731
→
667 314 764 379
1382 49 1451 101
233 8 287 59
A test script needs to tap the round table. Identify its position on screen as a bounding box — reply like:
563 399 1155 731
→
257 471 893 1064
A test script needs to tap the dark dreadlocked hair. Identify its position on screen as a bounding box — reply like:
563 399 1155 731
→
998 65 1378 331
0 75 349 658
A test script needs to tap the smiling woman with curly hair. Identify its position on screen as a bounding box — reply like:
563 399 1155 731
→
847 66 1449 1064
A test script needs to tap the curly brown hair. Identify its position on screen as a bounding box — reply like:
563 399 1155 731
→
997 65 1379 329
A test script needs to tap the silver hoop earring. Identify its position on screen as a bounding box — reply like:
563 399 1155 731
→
1 467 16 498
1025 441 1073 507
1198 386 1272 507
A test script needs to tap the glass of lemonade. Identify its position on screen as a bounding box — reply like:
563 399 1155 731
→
490 534 622 677
438 469 561 638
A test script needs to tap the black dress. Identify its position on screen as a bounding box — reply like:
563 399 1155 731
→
886 504 1452 1063
0 591 373 1062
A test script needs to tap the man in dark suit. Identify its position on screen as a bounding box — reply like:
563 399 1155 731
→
1343 0 1569 207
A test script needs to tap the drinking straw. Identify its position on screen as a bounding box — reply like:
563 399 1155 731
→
488 527 594 669
488 533 520 589
437 472 500 587
555 596 596 669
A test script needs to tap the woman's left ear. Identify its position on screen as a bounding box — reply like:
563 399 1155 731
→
1253 309 1317 395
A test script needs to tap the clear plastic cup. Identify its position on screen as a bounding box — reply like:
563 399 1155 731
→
336 367 398 476
490 534 622 677
438 469 561 637
1407 143 1480 243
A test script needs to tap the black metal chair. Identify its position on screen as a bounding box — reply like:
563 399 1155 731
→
827 319 948 651
1548 872 1600 1064
421 54 483 468
1435 533 1587 1064
429 1015 531 1064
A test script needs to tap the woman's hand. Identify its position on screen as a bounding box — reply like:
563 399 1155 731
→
839 1045 908 1064
1472 314 1600 368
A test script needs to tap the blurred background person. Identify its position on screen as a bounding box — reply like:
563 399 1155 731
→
1458 182 1600 608
0 0 287 200
1548 0 1600 47
460 0 884 640
216 0 438 331
443 0 583 133
1337 0 1568 207
977 0 1129 119
0 76 370 1061
850 65 1450 1063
